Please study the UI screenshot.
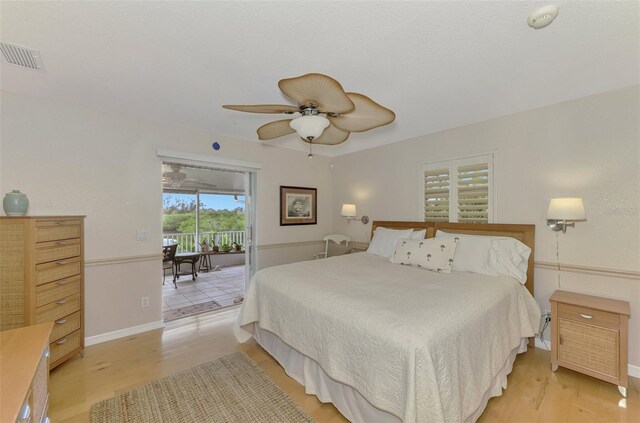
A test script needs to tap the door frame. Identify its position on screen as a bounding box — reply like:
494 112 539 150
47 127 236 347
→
157 149 261 285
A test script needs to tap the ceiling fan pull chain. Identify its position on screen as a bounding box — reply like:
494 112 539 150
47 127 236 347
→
308 138 314 158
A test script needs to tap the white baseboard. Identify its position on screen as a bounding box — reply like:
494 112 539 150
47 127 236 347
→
85 320 165 346
534 338 640 378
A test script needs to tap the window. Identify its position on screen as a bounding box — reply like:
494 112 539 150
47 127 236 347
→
420 154 494 223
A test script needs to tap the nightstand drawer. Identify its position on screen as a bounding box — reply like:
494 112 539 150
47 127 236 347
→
557 303 619 330
558 317 619 378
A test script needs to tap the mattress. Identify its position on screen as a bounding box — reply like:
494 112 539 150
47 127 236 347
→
235 252 541 422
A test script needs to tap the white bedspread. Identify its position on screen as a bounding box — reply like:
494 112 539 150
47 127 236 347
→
235 253 541 423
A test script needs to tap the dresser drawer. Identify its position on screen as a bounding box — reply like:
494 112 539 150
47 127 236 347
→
558 303 620 330
35 293 81 324
35 239 81 264
36 276 81 308
50 329 82 364
50 311 81 343
558 317 619 379
35 220 81 243
35 257 81 286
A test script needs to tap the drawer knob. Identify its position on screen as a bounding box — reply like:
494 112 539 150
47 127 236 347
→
56 220 65 225
56 260 67 265
57 279 67 285
55 318 67 324
56 240 66 245
56 299 67 305
55 337 68 345
579 313 594 319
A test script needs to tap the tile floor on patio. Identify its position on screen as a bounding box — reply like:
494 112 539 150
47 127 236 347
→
162 265 245 313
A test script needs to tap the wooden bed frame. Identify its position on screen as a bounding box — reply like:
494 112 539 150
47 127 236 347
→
371 221 536 346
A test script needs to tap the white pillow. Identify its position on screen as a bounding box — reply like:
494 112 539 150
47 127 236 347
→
390 238 457 273
410 229 427 240
436 230 531 284
489 237 531 284
367 227 414 258
436 230 492 274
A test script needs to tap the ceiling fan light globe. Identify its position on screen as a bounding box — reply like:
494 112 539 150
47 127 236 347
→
289 115 330 141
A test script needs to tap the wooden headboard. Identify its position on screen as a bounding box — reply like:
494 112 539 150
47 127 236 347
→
371 221 536 298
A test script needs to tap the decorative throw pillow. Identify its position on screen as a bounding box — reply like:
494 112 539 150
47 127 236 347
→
435 230 493 273
389 238 457 273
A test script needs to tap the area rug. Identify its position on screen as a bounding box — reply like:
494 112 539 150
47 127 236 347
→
163 300 223 322
90 351 314 423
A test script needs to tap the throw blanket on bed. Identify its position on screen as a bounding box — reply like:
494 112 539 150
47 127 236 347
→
235 253 540 423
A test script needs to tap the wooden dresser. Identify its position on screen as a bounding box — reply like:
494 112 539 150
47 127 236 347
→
550 290 630 397
0 323 53 423
0 216 85 369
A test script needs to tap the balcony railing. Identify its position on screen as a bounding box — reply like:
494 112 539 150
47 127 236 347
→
163 230 245 253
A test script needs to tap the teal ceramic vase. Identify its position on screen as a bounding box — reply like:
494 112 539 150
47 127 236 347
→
3 190 29 216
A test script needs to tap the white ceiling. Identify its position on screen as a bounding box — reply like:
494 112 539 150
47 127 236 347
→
1 1 638 157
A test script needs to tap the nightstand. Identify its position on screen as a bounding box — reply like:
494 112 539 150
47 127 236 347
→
550 290 630 397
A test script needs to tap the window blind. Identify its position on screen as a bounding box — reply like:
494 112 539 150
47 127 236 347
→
457 163 489 223
423 168 450 222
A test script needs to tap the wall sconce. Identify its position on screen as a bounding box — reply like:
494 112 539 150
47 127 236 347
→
341 203 369 224
547 198 586 233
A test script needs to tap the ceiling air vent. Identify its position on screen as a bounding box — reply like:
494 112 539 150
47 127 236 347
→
0 42 44 70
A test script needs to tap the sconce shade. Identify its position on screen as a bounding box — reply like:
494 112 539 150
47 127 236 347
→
547 198 586 220
289 115 330 140
341 203 357 217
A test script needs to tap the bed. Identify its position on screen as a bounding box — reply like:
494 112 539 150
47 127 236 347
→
235 221 541 422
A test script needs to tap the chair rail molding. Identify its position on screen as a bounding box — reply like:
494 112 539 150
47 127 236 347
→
85 253 162 267
535 261 640 280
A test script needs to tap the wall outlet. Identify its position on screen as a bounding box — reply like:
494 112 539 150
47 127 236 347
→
136 229 150 241
141 296 149 308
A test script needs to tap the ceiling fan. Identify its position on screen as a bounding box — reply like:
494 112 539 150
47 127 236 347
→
223 73 395 157
162 164 218 189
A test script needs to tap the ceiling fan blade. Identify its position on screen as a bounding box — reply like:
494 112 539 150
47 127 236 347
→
308 123 350 145
257 119 296 140
278 73 355 114
223 104 299 114
329 92 395 132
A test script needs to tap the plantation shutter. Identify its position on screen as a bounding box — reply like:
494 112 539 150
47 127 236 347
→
423 168 450 221
420 154 493 223
457 163 489 223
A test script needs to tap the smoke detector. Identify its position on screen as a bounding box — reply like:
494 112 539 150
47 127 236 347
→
0 42 44 70
528 5 559 29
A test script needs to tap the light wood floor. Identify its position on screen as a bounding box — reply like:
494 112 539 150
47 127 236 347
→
50 309 639 422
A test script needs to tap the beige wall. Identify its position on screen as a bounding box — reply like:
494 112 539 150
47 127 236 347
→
332 86 640 369
2 86 639 371
0 90 334 337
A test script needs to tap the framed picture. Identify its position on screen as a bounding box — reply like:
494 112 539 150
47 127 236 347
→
280 186 317 226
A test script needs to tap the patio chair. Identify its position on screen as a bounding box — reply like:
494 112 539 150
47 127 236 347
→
314 234 351 259
162 244 178 285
